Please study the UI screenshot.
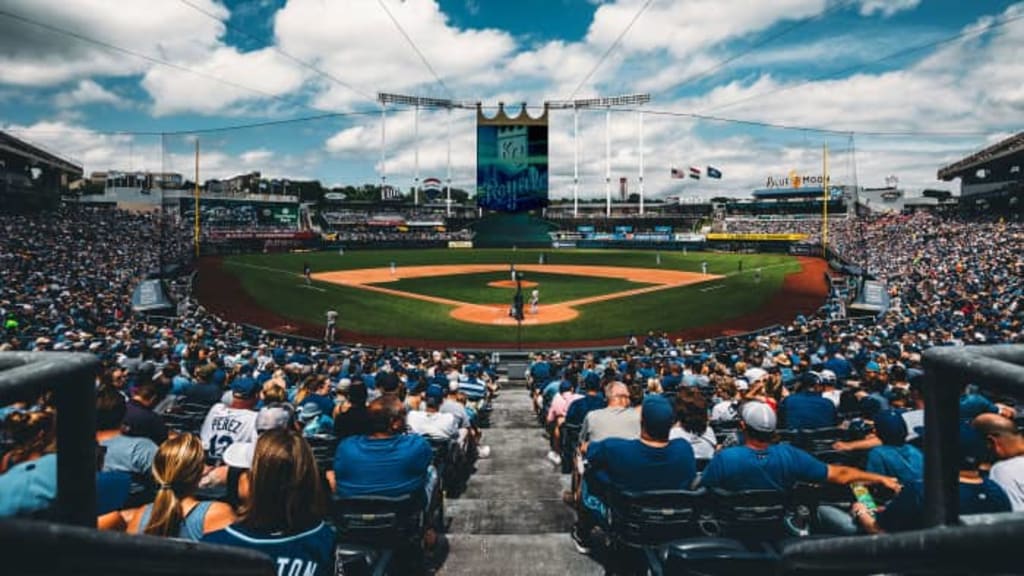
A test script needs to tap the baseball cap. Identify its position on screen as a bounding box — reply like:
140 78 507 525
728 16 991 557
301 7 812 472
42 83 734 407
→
743 367 768 384
641 395 675 440
223 442 254 469
734 378 750 391
741 401 777 433
819 369 837 385
959 422 988 470
231 376 259 398
426 384 445 403
256 403 295 432
298 401 322 422
873 410 908 446
559 379 573 393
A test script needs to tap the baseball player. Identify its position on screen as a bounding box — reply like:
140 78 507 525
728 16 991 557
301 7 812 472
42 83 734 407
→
390 260 396 275
303 262 312 285
656 252 662 265
510 263 517 283
325 309 338 342
530 288 539 315
701 261 708 276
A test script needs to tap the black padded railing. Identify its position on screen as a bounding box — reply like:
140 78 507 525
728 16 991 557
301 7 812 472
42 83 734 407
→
0 352 100 526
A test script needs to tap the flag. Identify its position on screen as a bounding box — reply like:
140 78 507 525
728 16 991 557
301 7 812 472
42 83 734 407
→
707 166 723 179
670 167 685 179
689 166 701 180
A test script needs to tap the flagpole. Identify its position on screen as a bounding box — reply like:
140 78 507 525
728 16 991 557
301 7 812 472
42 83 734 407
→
380 103 387 195
638 109 645 216
446 106 452 217
413 103 419 206
605 106 611 218
573 104 579 218
822 142 829 256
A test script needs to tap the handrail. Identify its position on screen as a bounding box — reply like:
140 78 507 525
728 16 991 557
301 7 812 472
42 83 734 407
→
0 518 274 576
0 352 100 526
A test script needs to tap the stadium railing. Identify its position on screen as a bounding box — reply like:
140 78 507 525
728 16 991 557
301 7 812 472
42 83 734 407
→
0 351 275 576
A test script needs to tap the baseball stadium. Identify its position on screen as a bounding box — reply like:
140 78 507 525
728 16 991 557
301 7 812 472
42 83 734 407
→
1 2 1024 576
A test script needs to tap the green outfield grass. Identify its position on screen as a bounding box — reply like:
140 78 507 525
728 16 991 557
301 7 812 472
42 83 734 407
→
383 271 654 305
218 249 802 343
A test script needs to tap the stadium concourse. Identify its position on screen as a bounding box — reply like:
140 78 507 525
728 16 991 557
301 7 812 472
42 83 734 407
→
0 205 1023 574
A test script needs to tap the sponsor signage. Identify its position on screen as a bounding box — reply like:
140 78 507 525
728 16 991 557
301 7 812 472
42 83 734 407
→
706 233 809 241
324 192 347 201
614 225 633 234
765 169 832 189
654 226 673 234
577 225 595 233
448 241 474 249
674 233 706 242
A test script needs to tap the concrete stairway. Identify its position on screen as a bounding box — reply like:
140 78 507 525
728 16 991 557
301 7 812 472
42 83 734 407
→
438 379 604 575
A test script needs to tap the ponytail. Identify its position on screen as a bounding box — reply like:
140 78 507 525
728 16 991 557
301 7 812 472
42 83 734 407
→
143 434 205 537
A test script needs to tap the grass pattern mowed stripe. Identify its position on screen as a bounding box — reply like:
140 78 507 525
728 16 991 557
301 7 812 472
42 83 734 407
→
220 250 803 343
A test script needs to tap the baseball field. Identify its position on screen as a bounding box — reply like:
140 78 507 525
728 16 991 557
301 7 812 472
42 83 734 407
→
197 249 829 347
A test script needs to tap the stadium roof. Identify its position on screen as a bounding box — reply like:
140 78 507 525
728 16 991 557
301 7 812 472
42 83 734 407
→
937 131 1024 181
0 131 82 175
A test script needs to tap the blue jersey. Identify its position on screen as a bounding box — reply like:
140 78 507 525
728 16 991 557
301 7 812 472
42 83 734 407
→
699 443 828 492
202 522 335 576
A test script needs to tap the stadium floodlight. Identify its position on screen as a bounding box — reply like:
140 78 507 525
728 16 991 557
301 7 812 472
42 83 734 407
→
376 93 477 215
544 94 651 217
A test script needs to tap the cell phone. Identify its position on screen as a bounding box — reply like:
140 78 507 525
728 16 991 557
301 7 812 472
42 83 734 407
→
851 483 877 512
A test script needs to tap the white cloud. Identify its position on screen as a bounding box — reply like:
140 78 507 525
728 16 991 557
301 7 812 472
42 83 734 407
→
858 0 921 18
54 80 125 108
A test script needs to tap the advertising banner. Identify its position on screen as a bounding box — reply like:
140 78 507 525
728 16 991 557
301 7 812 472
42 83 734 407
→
705 233 809 241
614 225 634 234
447 241 474 249
654 225 673 234
476 104 549 212
577 225 595 233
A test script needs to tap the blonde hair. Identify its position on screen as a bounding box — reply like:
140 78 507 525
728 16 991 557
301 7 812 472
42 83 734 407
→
144 433 205 537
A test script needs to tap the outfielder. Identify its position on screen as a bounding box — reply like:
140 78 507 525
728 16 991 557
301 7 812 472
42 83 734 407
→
530 288 539 315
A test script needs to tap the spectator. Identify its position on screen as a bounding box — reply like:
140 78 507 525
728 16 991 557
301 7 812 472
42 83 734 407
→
573 396 697 554
864 410 924 486
199 376 259 465
126 433 235 539
333 381 370 439
973 413 1024 511
183 365 224 408
123 380 169 445
670 387 717 461
202 429 334 576
579 382 640 445
96 385 158 500
778 372 838 430
699 402 899 493
407 385 460 444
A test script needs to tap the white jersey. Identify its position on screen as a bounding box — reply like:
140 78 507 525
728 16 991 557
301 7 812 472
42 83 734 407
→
990 456 1024 511
407 410 459 442
199 404 258 463
326 310 338 324
530 289 539 303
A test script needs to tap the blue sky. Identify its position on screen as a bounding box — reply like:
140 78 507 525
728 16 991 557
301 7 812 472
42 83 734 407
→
0 0 1021 197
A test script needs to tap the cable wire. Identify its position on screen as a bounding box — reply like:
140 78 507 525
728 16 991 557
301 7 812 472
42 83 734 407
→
701 10 1024 114
0 7 325 115
566 0 656 100
375 0 452 99
176 0 377 104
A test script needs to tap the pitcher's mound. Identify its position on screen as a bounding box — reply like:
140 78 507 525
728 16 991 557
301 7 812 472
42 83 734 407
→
450 303 578 325
487 279 539 289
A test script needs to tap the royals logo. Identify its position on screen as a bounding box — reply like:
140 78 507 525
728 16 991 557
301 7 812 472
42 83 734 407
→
497 125 529 175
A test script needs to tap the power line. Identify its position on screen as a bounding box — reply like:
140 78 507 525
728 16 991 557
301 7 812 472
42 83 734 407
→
608 106 1004 137
175 0 377 104
566 0 656 100
375 0 452 99
3 108 395 137
0 7 324 114
701 10 1024 114
668 0 852 94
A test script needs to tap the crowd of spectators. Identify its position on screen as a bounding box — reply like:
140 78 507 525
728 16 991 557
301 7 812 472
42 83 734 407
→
1 203 1022 569
0 204 500 573
529 210 1022 555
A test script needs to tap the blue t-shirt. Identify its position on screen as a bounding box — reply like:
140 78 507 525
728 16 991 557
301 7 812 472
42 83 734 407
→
333 434 433 498
877 479 1012 533
700 443 828 491
587 438 696 492
202 522 335 576
779 392 837 430
565 395 607 426
865 444 923 486
0 454 130 518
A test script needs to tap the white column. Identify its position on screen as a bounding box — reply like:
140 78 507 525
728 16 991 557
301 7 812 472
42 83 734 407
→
573 105 579 218
380 104 387 191
446 106 452 217
638 109 645 216
414 104 420 206
605 106 611 218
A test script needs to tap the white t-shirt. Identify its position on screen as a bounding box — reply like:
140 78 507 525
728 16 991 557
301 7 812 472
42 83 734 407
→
710 400 738 422
407 410 459 442
326 310 338 324
199 404 258 463
989 455 1024 511
669 425 718 460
